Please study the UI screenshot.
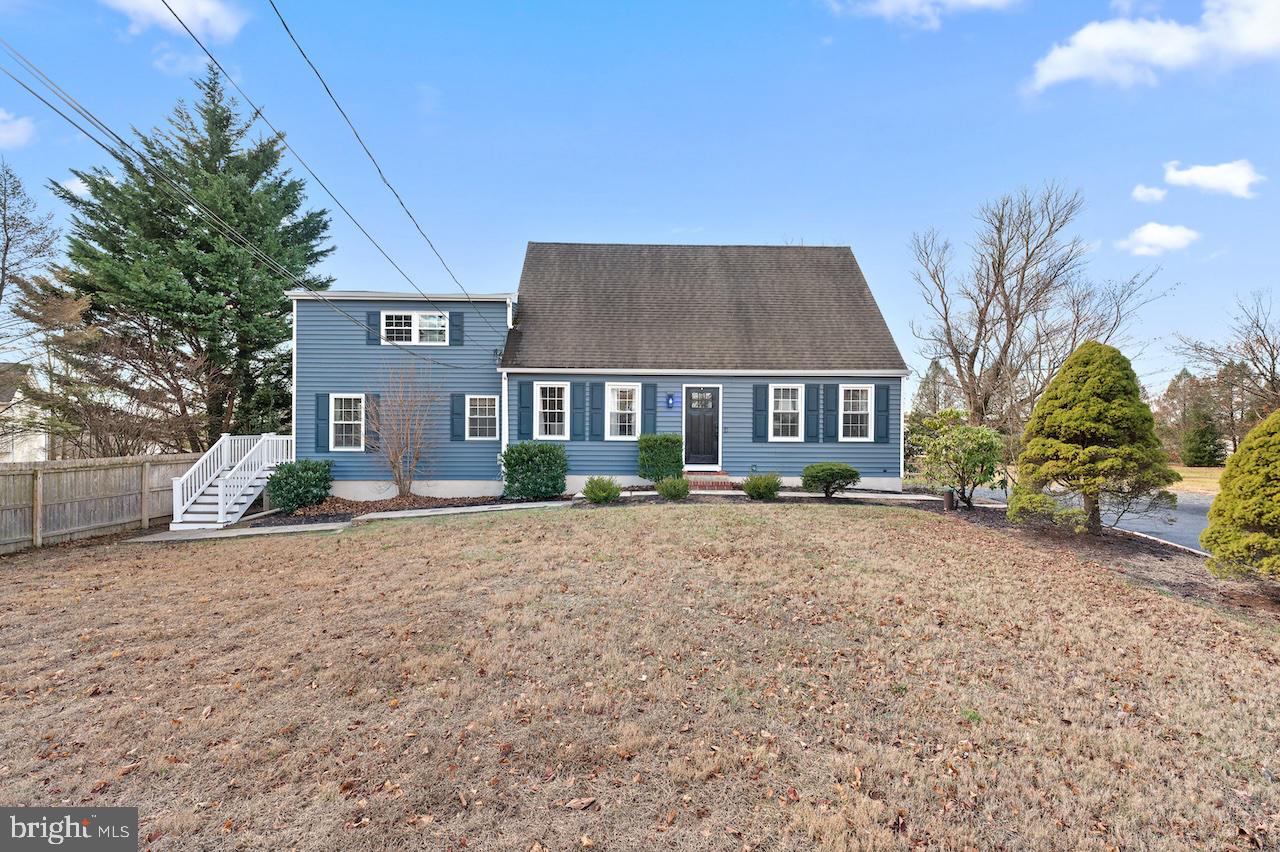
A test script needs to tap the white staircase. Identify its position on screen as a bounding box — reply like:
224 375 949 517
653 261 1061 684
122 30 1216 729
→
170 433 295 530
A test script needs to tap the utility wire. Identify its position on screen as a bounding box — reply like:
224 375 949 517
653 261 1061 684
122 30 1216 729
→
157 0 474 329
265 0 502 337
0 42 460 371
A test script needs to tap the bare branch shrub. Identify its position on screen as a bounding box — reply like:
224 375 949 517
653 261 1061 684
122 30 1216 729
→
367 366 435 498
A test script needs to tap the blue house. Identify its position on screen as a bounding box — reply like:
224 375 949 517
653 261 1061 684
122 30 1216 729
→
170 243 907 527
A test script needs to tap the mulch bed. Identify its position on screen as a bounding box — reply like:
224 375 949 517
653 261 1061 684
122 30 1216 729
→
248 493 571 527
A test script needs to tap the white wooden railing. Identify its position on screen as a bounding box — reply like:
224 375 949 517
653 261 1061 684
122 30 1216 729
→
217 434 294 522
170 433 295 524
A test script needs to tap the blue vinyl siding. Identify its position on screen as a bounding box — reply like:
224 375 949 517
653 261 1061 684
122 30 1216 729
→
294 298 507 481
505 374 902 479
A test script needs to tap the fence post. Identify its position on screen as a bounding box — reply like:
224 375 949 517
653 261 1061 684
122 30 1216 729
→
30 469 42 548
140 461 151 528
171 476 181 523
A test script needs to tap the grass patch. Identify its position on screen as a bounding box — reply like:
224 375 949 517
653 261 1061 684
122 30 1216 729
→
0 503 1276 849
1168 464 1224 495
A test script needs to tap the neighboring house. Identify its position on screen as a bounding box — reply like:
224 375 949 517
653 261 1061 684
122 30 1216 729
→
0 363 47 463
291 242 908 498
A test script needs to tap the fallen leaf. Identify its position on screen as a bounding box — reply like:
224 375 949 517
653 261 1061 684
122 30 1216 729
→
565 797 596 811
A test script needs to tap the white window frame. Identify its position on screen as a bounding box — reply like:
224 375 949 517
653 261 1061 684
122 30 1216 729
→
604 382 641 442
465 394 499 441
533 381 570 441
380 310 449 346
768 383 805 442
838 383 875 442
329 393 365 452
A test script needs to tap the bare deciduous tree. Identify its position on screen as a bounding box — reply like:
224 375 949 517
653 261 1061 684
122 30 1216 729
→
0 159 58 312
911 184 1159 441
367 366 436 498
1176 292 1280 418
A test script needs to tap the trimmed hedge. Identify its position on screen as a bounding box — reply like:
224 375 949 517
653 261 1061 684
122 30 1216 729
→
801 462 861 497
583 476 622 504
266 460 333 513
655 476 690 501
742 471 782 501
501 441 569 500
638 433 683 482
1201 408 1280 579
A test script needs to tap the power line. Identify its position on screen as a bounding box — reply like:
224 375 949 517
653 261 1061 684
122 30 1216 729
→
0 41 460 373
156 0 476 332
265 0 502 337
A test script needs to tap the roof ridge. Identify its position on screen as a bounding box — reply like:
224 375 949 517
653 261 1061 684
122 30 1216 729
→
527 241 852 251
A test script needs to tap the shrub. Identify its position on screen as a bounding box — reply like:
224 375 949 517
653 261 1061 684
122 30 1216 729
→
742 471 781 501
918 409 1001 509
801 462 861 497
582 475 622 504
1015 342 1178 534
501 441 569 500
638 433 683 482
655 476 690 500
1201 409 1280 579
266 459 333 513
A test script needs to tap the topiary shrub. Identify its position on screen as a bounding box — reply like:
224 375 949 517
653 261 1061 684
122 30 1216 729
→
266 459 333 513
638 433 683 482
655 476 690 500
501 441 569 500
801 462 861 497
1201 409 1280 579
742 471 781 501
582 475 622 504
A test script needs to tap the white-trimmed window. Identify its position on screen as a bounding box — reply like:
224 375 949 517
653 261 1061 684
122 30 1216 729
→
839 384 873 441
534 382 569 440
381 310 448 345
769 384 803 442
605 382 640 440
467 394 498 440
330 393 365 451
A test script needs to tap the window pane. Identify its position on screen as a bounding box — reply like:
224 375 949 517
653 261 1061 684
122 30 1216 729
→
538 386 566 437
608 386 637 438
418 313 447 343
772 387 800 438
842 388 870 438
468 396 497 439
333 396 362 423
383 314 413 343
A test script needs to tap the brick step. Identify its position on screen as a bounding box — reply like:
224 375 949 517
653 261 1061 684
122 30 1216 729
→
684 471 737 491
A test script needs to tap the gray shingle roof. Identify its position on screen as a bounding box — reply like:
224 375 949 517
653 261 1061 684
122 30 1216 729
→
500 242 907 372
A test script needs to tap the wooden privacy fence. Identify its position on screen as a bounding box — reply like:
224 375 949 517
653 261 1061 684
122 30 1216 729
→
0 453 202 554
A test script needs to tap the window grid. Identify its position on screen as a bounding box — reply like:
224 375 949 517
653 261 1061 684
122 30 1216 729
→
331 395 364 451
535 383 568 439
381 310 448 345
606 383 639 440
771 385 801 440
467 395 498 440
418 313 447 344
840 385 872 441
382 313 413 343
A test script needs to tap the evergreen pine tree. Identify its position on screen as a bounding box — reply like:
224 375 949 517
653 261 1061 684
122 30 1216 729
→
1013 341 1179 534
1202 409 1280 579
1180 404 1226 467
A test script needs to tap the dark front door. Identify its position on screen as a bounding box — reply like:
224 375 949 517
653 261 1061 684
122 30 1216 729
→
684 386 720 467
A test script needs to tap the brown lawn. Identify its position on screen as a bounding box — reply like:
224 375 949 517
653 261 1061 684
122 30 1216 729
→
1168 465 1225 495
1 503 1277 850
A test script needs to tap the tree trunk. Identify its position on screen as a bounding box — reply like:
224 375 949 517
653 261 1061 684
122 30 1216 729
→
1083 493 1102 535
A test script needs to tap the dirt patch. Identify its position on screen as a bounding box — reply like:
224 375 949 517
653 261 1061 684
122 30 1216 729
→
2 504 1277 849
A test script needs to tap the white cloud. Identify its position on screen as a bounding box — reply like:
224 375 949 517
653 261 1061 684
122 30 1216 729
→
1164 159 1264 198
824 0 1018 30
1116 222 1201 256
99 0 246 42
1131 184 1167 202
59 177 90 197
0 108 35 149
152 42 207 75
1030 0 1280 91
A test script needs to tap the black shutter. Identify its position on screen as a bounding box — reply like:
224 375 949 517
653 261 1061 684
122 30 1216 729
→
804 384 820 443
366 312 380 345
314 393 329 452
588 381 604 440
570 383 586 440
517 381 533 440
752 384 768 442
449 311 464 346
823 384 838 442
641 383 657 434
874 383 890 443
450 393 465 441
364 393 380 451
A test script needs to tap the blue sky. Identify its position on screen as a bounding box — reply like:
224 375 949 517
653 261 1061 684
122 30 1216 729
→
0 0 1275 396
